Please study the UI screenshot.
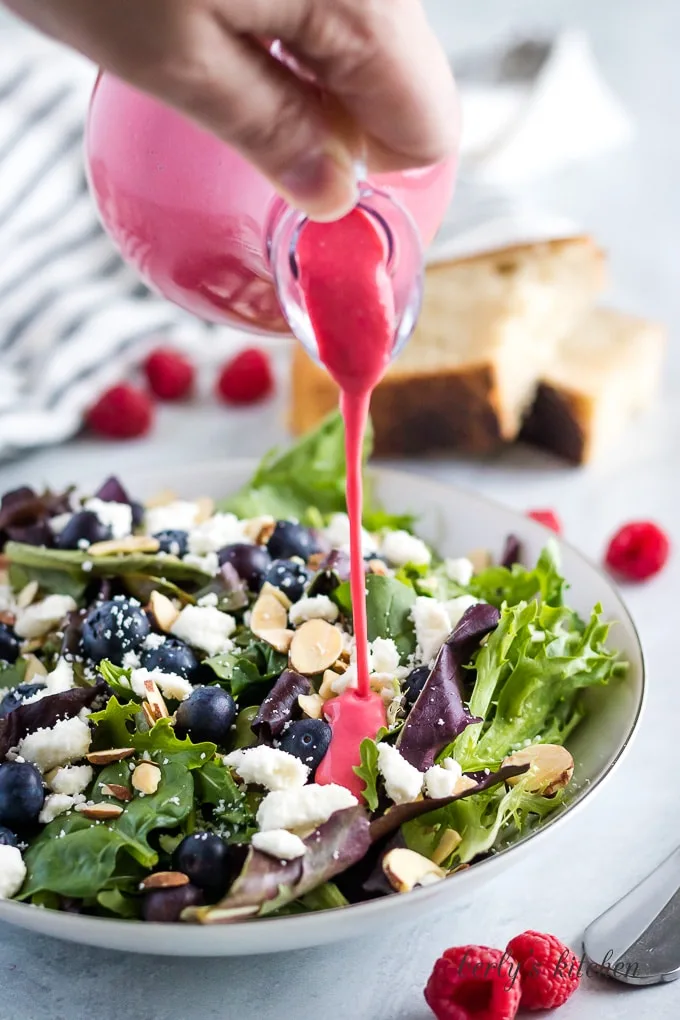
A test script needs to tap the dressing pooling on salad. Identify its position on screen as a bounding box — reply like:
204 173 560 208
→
0 415 626 922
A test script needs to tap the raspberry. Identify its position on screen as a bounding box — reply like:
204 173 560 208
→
144 347 195 400
605 521 670 581
86 384 154 439
217 348 274 405
506 931 580 1011
424 945 521 1020
527 509 562 534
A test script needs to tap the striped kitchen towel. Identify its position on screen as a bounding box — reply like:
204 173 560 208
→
0 25 631 460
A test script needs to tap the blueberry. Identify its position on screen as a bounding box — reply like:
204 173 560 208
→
0 622 20 664
173 832 234 898
56 510 111 550
0 683 47 719
82 598 150 665
403 665 430 708
0 826 17 847
154 530 189 557
278 719 332 776
141 637 200 682
217 544 271 593
0 762 45 829
267 521 320 562
175 687 237 746
142 884 204 923
264 559 310 602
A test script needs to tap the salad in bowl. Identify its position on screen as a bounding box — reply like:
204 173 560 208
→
0 414 627 925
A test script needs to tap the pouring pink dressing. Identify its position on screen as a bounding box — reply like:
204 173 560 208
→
295 209 398 797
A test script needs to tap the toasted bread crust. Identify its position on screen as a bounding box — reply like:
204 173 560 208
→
520 383 592 464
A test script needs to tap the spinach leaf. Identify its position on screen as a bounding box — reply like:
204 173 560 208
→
96 888 141 919
333 575 417 662
130 719 216 769
97 660 137 701
206 639 287 700
114 761 194 866
195 759 256 841
353 739 381 812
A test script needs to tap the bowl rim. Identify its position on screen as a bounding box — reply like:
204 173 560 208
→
0 461 646 942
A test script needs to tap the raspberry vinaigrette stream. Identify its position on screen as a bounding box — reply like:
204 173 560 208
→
296 210 397 798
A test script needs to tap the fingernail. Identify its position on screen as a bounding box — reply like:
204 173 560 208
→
278 143 358 222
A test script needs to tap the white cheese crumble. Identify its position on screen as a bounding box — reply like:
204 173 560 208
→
188 513 245 555
381 530 431 567
445 595 481 631
145 501 200 537
197 592 219 608
369 637 402 676
0 845 26 900
47 764 93 796
49 512 73 536
224 746 309 791
39 793 79 824
83 498 132 539
143 633 165 651
23 658 76 705
129 667 193 702
18 716 92 773
171 604 235 656
14 594 77 639
289 595 339 627
424 758 464 800
251 829 307 861
377 744 424 805
257 784 357 833
324 513 376 556
444 557 475 587
122 650 142 669
411 595 481 665
183 552 220 576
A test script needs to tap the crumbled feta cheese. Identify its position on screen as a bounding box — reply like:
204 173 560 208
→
377 744 424 805
18 716 92 773
424 758 464 800
83 498 132 539
369 637 402 676
82 561 93 573
183 552 220 576
324 513 376 556
197 592 219 608
143 633 165 651
129 666 193 702
257 784 357 833
14 594 77 640
444 558 475 587
251 829 307 861
39 793 76 824
289 595 339 627
0 845 26 899
49 512 73 536
381 530 431 567
23 657 76 705
145 501 200 537
188 513 245 555
225 746 309 791
411 597 452 665
330 662 357 696
171 605 235 656
122 650 142 669
444 595 480 631
47 764 93 796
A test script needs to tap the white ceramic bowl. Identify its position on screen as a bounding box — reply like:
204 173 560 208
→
0 463 645 956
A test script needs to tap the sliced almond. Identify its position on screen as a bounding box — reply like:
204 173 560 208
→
467 548 492 573
88 536 160 557
16 580 39 609
319 669 341 700
0 610 15 626
307 553 325 572
142 702 157 729
242 515 275 545
503 743 574 796
143 678 169 721
330 658 348 675
298 693 326 720
23 654 48 683
289 619 344 676
132 761 162 795
76 802 124 821
367 558 389 576
431 829 462 866
101 783 133 802
195 497 215 524
19 637 46 654
140 871 189 891
382 848 446 893
145 489 178 509
259 628 293 654
259 582 292 611
149 590 180 632
454 775 478 796
86 747 135 765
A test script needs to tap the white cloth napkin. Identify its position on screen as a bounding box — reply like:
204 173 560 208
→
0 27 632 459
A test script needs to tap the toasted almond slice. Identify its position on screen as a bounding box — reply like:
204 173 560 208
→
76 802 124 821
23 654 48 683
140 871 189 891
431 829 462 866
0 610 15 626
16 580 39 609
306 553 325 572
86 747 135 765
259 582 292 611
298 693 326 719
503 744 574 796
195 497 215 523
143 678 169 720
467 548 492 573
454 775 478 796
331 659 348 675
142 702 157 729
88 536 161 557
132 761 162 795
101 783 133 802
383 848 446 893
195 904 260 924
338 649 351 665
289 619 344 676
149 590 180 632
251 591 288 637
319 670 341 700
19 637 46 654
258 628 293 654
242 515 275 545
367 558 389 576
145 489 178 509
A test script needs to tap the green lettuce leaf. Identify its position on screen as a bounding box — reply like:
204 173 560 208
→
206 638 288 701
468 541 567 609
353 738 381 812
130 718 217 769
196 759 257 841
90 696 140 748
333 574 416 662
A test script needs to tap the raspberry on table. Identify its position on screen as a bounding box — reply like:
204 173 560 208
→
86 384 154 439
216 347 274 405
527 509 562 534
506 930 580 1011
424 944 521 1020
144 347 195 400
605 520 670 581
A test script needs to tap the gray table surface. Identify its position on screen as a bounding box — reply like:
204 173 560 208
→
1 0 680 1017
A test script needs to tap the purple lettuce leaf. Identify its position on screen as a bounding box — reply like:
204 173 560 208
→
500 534 522 569
0 682 106 760
0 486 72 547
251 669 311 742
94 477 143 527
396 604 500 770
362 830 407 897
60 610 87 658
307 550 351 598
